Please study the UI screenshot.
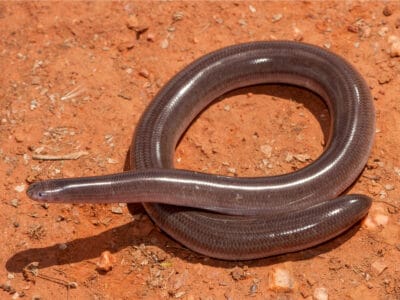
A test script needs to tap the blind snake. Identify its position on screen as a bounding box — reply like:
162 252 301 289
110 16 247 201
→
27 41 375 260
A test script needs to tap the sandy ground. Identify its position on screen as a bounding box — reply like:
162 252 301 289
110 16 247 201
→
1 1 400 299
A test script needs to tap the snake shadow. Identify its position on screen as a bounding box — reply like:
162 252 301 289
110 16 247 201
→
5 216 363 272
6 84 364 271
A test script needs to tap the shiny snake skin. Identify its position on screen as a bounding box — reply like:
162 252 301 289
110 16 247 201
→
27 41 375 260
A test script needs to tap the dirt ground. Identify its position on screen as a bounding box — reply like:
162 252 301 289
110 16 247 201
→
1 1 400 299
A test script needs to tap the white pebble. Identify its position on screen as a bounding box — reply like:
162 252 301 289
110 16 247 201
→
68 282 78 289
384 184 394 191
160 39 169 49
363 212 389 229
272 13 283 23
323 42 331 49
172 11 184 22
12 293 20 300
285 152 294 163
238 19 247 26
260 144 272 158
293 26 303 41
249 5 256 13
371 259 388 276
293 153 311 162
111 207 123 214
107 158 118 164
14 184 25 193
314 287 328 300
268 268 294 292
387 35 400 57
378 26 389 37
30 99 39 110
227 167 236 174
10 199 19 207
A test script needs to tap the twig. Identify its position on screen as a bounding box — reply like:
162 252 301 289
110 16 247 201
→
32 151 88 161
61 85 85 101
374 200 400 210
37 273 75 288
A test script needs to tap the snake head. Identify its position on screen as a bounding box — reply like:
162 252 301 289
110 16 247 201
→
26 182 51 202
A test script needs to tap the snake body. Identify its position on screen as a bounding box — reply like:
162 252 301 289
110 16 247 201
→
27 41 375 260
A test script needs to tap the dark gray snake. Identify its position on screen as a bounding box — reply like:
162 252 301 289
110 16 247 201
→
27 41 375 260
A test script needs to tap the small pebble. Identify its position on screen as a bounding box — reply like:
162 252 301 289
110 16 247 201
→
14 184 25 193
117 41 134 52
58 243 67 250
160 39 169 49
371 259 388 276
249 5 256 13
96 251 115 272
126 15 148 33
395 18 400 29
260 145 272 158
172 11 184 22
285 152 294 163
31 76 41 85
293 26 303 41
313 287 328 300
238 19 247 26
348 20 371 38
268 268 294 292
17 53 26 60
10 199 19 208
227 167 236 174
174 291 186 299
249 281 258 294
377 71 392 84
111 207 123 214
171 269 189 290
293 153 311 162
387 35 400 57
272 13 283 23
383 5 394 16
68 282 78 289
363 212 389 229
139 68 150 79
378 26 388 37
230 266 248 281
347 24 358 33
213 16 224 24
29 99 39 110
384 184 394 191
223 104 231 111
146 33 155 42
364 272 371 281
